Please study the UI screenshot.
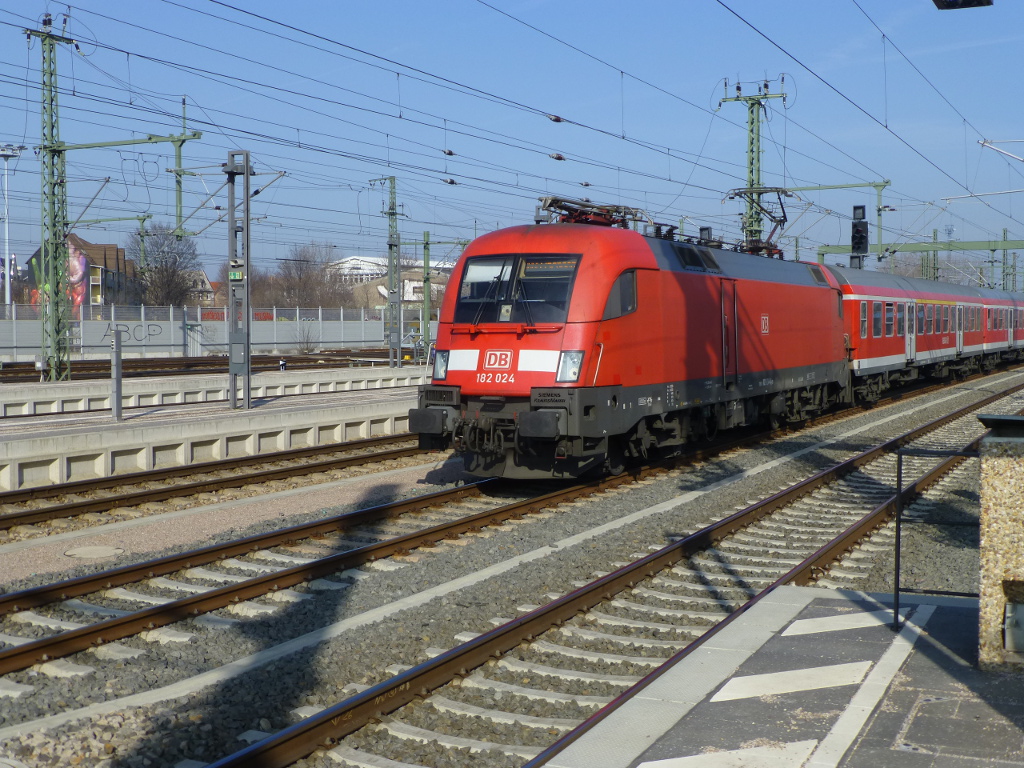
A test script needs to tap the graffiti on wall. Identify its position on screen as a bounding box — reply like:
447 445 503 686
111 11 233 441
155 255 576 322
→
102 323 164 344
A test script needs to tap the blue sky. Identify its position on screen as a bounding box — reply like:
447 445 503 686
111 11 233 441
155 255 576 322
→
0 0 1021 278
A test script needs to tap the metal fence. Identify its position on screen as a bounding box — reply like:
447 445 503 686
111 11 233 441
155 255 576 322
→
0 304 435 360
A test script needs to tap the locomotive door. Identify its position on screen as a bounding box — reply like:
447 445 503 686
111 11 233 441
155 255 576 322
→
905 302 916 362
721 279 738 388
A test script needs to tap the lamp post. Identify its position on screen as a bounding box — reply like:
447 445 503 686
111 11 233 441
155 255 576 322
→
0 144 24 305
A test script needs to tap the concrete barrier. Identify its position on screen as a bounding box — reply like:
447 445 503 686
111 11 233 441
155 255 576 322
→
0 365 428 416
0 367 428 492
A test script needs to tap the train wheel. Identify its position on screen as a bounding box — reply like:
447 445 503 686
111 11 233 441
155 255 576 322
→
604 437 626 476
704 407 719 441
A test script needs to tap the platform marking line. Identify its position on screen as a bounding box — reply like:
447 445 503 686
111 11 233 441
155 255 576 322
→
710 661 872 703
782 610 906 637
805 604 935 768
638 739 818 767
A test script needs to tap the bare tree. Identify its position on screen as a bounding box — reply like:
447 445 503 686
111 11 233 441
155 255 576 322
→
274 241 351 307
214 259 274 307
125 222 201 305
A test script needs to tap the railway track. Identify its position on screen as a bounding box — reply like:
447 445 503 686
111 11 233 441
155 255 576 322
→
205 378 1023 768
0 352 395 383
0 371 1019 766
5 361 948 538
0 434 427 536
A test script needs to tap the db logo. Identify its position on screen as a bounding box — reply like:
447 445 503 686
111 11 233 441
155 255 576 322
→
484 349 513 370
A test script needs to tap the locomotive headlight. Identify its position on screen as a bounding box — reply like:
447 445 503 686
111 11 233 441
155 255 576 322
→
432 349 450 381
555 350 584 382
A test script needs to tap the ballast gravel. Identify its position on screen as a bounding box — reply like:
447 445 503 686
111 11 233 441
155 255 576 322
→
0 371 1021 767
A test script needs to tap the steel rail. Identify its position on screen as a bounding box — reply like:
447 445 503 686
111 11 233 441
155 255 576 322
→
0 470 654 674
0 434 412 504
0 436 420 529
0 353 394 382
0 428 761 673
202 381 1022 768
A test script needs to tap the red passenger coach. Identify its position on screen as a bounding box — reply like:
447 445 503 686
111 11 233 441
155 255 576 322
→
826 267 1024 400
410 198 1024 479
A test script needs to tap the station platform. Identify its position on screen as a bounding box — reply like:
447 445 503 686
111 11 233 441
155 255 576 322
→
0 366 428 492
0 364 428 416
549 586 1024 768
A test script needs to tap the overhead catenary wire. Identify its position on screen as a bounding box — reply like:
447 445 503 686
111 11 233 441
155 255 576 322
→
0 3 1017 273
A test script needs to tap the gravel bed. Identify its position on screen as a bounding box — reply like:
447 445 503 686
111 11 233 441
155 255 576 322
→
0 371 1020 767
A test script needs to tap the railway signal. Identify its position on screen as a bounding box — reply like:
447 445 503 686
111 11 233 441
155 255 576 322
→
851 205 869 268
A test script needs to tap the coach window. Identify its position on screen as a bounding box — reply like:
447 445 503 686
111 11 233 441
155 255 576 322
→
885 302 894 336
896 303 905 336
917 304 925 335
872 302 883 337
924 304 931 335
860 301 868 339
943 305 951 333
602 270 637 320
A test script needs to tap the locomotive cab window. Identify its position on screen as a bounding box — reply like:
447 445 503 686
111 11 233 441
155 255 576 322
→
453 254 580 324
602 270 638 320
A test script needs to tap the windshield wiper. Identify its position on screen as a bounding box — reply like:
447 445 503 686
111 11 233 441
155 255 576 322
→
515 280 535 326
471 257 510 326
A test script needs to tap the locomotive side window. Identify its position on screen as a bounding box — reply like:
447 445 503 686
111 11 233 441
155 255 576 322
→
860 301 868 339
696 249 721 271
453 254 580 324
673 245 705 270
885 302 894 336
602 270 637 320
808 265 829 286
872 302 883 338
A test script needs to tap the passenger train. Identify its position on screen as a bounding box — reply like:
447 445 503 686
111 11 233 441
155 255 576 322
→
409 197 1024 479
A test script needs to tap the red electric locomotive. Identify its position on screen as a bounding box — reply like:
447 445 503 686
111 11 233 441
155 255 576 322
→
409 197 1023 479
